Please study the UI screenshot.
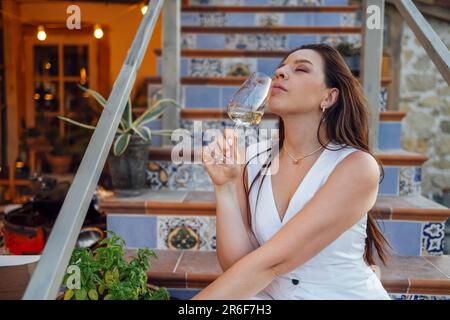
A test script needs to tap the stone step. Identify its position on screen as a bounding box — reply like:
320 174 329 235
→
99 191 450 222
125 249 450 296
182 5 360 13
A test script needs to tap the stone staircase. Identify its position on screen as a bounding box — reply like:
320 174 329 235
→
101 0 450 300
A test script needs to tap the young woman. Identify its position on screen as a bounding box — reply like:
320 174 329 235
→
194 43 391 300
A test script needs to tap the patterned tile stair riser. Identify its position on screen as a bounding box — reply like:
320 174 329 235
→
148 83 388 111
181 33 362 51
181 12 358 28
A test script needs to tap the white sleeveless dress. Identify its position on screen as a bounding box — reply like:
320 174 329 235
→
246 140 391 300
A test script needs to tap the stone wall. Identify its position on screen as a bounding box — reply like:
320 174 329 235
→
399 16 450 200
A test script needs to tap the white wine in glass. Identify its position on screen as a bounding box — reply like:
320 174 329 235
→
227 72 272 129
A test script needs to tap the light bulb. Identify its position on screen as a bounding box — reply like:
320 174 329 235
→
93 24 104 39
37 25 47 41
141 5 148 15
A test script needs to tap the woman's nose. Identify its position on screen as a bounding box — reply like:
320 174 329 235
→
275 67 288 80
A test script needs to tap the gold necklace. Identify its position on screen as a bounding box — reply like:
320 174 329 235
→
283 143 324 165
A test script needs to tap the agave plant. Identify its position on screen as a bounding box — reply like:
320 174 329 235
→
58 85 180 156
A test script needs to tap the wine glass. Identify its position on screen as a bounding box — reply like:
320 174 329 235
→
227 72 272 131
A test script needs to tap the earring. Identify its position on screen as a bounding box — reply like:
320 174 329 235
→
321 105 326 122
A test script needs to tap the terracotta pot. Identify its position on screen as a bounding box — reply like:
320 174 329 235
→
46 154 72 174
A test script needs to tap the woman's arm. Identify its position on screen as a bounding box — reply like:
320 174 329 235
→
214 179 259 272
193 151 380 299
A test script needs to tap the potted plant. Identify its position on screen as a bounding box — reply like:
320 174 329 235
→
61 230 169 300
45 134 74 174
336 42 361 76
58 85 180 196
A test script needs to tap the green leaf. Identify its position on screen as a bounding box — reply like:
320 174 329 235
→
75 289 87 301
78 84 126 131
122 98 133 130
150 129 173 137
57 115 97 131
113 133 131 157
132 126 152 142
132 99 181 128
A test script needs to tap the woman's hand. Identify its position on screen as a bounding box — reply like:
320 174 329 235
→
202 129 244 187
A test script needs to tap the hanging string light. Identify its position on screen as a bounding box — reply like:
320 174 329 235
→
93 24 104 39
37 25 47 41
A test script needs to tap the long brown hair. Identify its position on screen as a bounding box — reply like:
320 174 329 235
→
243 43 391 266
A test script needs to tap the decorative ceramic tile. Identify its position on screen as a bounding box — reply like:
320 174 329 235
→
319 34 361 49
378 122 402 150
157 216 216 251
107 214 157 249
380 87 388 112
399 167 422 196
255 13 284 27
181 34 197 49
269 0 323 5
379 220 422 256
196 34 226 49
223 58 257 77
189 58 223 77
390 294 450 300
379 167 399 196
199 13 228 27
147 161 214 191
340 13 357 27
421 222 445 256
225 34 288 50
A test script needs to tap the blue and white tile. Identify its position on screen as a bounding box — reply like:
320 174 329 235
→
181 13 200 26
378 122 402 150
181 34 197 49
168 288 202 300
379 166 399 196
421 222 445 256
185 85 221 108
196 34 226 49
319 34 362 48
107 214 157 249
324 0 348 5
380 87 388 112
257 58 283 76
226 13 255 26
223 58 257 76
287 35 318 49
377 220 422 256
340 12 357 27
225 34 288 50
390 294 450 300
314 13 341 26
199 13 228 27
399 167 421 196
157 216 216 251
269 0 323 5
189 58 223 77
255 13 284 26
284 13 313 26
